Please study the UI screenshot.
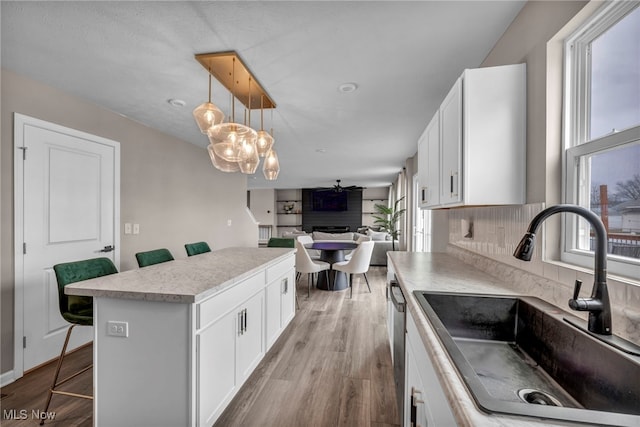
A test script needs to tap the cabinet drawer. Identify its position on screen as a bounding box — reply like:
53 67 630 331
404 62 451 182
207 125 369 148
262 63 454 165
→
197 271 265 329
266 255 295 284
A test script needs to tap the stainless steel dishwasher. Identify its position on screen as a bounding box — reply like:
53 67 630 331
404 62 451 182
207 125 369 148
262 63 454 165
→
389 279 406 423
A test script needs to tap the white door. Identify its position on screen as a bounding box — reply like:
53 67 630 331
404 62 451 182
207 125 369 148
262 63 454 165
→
14 114 120 375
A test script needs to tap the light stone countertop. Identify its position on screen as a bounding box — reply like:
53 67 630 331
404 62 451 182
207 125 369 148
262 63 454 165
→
65 247 295 304
388 251 599 427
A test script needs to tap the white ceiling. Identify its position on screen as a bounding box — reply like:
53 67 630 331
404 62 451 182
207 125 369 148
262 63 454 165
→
1 1 526 190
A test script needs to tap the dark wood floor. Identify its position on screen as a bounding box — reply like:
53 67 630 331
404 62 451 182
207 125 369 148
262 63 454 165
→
1 266 398 427
1 343 93 427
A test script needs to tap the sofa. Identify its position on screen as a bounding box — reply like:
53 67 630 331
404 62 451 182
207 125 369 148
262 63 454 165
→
283 230 396 266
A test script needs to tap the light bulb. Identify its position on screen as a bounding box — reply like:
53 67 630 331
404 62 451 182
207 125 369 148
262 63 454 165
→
193 102 224 134
255 130 274 157
229 131 237 144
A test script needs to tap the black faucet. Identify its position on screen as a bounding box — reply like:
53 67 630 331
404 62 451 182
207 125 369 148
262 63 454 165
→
513 204 612 335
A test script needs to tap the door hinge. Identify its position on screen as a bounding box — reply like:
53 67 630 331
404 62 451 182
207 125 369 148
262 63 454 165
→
23 336 27 349
17 146 27 160
23 242 26 255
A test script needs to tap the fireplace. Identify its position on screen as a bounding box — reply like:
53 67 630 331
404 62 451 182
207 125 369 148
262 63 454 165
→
312 226 350 233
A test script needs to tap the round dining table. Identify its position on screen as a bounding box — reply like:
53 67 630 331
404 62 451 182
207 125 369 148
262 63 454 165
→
305 241 358 291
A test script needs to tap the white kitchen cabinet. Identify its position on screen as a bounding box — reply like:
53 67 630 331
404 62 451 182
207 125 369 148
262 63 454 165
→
280 271 295 332
418 112 441 208
265 278 283 348
418 63 526 209
439 77 463 206
197 309 236 427
236 291 265 382
196 271 266 426
265 257 296 349
405 310 456 427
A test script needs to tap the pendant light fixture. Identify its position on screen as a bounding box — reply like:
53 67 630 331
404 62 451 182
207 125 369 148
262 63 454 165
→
263 128 280 180
208 57 257 162
194 51 279 179
263 149 280 180
238 77 259 174
193 70 224 134
207 144 239 172
256 95 274 157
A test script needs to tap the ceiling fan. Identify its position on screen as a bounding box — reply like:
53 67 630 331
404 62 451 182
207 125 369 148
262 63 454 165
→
315 180 363 193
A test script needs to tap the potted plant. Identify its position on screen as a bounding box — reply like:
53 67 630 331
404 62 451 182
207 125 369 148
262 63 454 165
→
372 196 406 251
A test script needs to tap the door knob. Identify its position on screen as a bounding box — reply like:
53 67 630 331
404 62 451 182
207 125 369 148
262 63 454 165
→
99 245 115 253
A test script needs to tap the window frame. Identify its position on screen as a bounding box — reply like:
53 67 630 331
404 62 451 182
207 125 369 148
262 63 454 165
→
562 1 640 280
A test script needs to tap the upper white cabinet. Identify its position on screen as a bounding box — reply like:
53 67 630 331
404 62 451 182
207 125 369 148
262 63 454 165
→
418 63 526 209
418 110 441 208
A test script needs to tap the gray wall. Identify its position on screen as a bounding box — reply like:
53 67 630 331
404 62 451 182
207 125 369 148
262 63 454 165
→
411 1 589 254
1 69 258 375
481 0 589 205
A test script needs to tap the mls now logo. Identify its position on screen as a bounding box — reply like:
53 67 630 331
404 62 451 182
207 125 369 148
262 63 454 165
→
3 409 56 421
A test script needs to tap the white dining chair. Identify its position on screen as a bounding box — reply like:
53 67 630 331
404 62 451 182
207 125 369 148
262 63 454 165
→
345 235 372 261
332 241 375 298
296 235 321 260
295 240 330 297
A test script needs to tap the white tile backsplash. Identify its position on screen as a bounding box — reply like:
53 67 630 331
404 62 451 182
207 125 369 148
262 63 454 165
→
446 203 640 345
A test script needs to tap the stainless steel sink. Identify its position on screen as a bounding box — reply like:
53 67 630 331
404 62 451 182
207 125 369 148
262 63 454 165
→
414 291 640 426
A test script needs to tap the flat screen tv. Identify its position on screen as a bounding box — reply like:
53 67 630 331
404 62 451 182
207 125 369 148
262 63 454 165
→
312 190 347 211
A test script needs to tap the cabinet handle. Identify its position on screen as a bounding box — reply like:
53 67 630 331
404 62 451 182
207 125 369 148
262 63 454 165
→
410 388 424 427
238 311 243 336
449 172 454 195
451 171 459 197
282 277 288 294
243 309 247 333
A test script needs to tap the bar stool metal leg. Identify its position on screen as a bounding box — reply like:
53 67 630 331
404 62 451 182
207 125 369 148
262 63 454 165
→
40 325 93 425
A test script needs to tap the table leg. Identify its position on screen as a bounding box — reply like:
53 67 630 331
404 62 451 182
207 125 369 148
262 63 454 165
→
317 249 349 291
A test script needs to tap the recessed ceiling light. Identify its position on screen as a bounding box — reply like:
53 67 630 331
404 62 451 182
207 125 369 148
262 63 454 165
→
338 82 358 93
167 98 186 107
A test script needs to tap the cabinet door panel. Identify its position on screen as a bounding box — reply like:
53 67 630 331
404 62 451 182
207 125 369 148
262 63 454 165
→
280 269 296 327
236 291 265 383
405 340 427 427
405 312 456 426
418 122 441 209
439 77 463 206
198 312 237 427
425 113 440 207
265 279 282 350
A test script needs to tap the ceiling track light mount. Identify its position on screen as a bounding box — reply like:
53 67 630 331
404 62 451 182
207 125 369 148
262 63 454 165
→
195 51 276 110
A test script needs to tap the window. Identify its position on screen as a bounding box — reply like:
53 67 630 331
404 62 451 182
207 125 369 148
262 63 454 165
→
564 2 640 278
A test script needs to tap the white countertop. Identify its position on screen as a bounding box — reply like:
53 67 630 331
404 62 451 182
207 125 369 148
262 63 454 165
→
388 251 600 427
65 247 294 303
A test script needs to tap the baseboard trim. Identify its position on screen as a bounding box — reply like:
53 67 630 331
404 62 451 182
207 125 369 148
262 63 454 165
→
0 370 16 388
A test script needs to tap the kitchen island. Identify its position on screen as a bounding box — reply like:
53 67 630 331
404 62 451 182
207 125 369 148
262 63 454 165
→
65 247 295 427
388 251 638 427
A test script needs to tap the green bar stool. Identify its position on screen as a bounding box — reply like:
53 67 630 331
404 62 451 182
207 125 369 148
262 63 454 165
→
135 248 174 267
184 241 211 256
41 257 118 425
